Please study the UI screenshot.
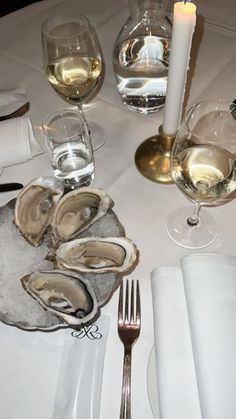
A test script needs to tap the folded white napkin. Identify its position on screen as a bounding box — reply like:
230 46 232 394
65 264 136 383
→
151 253 236 419
0 117 42 174
0 89 43 175
0 89 27 117
52 315 110 419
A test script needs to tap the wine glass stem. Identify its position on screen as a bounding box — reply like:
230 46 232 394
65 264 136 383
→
77 104 88 127
187 202 201 227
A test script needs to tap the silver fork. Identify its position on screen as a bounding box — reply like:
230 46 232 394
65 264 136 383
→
118 279 141 419
0 101 30 121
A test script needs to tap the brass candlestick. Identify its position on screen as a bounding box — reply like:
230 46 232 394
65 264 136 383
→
134 125 176 184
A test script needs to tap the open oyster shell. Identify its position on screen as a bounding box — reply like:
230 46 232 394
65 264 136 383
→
51 187 114 243
21 270 98 327
14 177 64 247
54 236 139 274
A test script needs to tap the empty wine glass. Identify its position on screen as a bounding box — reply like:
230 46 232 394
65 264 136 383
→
166 99 236 249
41 13 105 151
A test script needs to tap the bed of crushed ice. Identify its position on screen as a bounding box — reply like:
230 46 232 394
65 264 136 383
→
0 202 124 331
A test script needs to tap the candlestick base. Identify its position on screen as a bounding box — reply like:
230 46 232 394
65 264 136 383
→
134 125 176 184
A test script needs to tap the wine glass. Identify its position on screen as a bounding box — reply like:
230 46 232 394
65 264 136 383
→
166 99 236 249
41 13 105 151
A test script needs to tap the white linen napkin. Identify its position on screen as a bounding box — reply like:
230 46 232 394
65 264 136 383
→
0 88 28 116
52 315 110 419
0 89 27 117
0 89 43 175
151 253 236 419
0 117 42 174
151 266 201 419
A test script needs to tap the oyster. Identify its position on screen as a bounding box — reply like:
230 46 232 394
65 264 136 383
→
14 177 64 247
54 236 139 274
21 270 98 326
51 187 114 242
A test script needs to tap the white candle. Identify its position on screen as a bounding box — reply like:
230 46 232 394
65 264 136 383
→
162 1 197 136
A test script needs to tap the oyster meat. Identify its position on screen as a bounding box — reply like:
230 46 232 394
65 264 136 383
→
14 177 64 246
51 187 114 242
54 236 139 274
21 270 98 326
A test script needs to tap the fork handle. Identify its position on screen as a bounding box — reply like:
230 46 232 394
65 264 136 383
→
119 348 132 419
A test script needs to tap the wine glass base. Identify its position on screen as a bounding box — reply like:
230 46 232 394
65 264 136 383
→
88 122 106 151
166 206 218 249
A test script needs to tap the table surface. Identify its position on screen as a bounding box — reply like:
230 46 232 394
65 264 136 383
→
0 1 236 418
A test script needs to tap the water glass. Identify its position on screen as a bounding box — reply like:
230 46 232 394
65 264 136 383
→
42 109 94 189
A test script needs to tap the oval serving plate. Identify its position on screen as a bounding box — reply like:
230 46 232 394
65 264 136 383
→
0 199 125 331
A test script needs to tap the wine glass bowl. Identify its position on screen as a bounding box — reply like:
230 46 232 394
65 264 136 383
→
166 99 236 249
41 13 105 150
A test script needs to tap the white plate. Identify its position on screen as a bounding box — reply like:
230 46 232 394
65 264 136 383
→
147 346 160 419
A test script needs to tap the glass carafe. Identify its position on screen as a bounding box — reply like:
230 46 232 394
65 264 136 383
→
112 0 172 114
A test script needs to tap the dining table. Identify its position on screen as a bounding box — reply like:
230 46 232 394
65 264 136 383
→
0 0 236 418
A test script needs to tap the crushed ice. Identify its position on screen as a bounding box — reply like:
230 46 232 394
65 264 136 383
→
0 204 60 329
0 204 124 330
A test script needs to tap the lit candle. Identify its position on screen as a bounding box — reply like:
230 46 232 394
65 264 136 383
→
162 1 197 136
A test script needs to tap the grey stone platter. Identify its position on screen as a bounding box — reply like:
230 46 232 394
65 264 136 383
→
0 200 125 331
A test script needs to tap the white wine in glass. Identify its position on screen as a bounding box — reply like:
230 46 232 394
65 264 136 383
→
166 99 236 249
41 13 105 151
172 144 236 204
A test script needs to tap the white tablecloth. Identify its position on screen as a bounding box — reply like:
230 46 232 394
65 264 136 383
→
0 1 236 418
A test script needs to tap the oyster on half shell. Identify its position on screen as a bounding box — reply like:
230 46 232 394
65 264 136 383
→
51 188 114 243
14 177 64 246
21 270 98 327
54 236 139 274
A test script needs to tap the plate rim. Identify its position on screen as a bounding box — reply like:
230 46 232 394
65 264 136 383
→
147 345 160 419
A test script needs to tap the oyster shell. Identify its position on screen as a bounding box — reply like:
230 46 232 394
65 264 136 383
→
21 270 98 326
51 187 114 242
54 236 139 274
14 177 64 247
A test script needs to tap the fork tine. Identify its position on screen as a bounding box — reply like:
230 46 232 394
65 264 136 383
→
124 279 129 321
118 280 124 321
11 109 23 118
136 280 141 323
0 102 30 121
130 280 134 322
12 102 30 117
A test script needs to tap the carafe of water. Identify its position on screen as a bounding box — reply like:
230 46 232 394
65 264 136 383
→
112 0 172 114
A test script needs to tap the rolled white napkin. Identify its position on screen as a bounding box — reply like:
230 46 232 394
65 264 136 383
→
151 253 236 419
